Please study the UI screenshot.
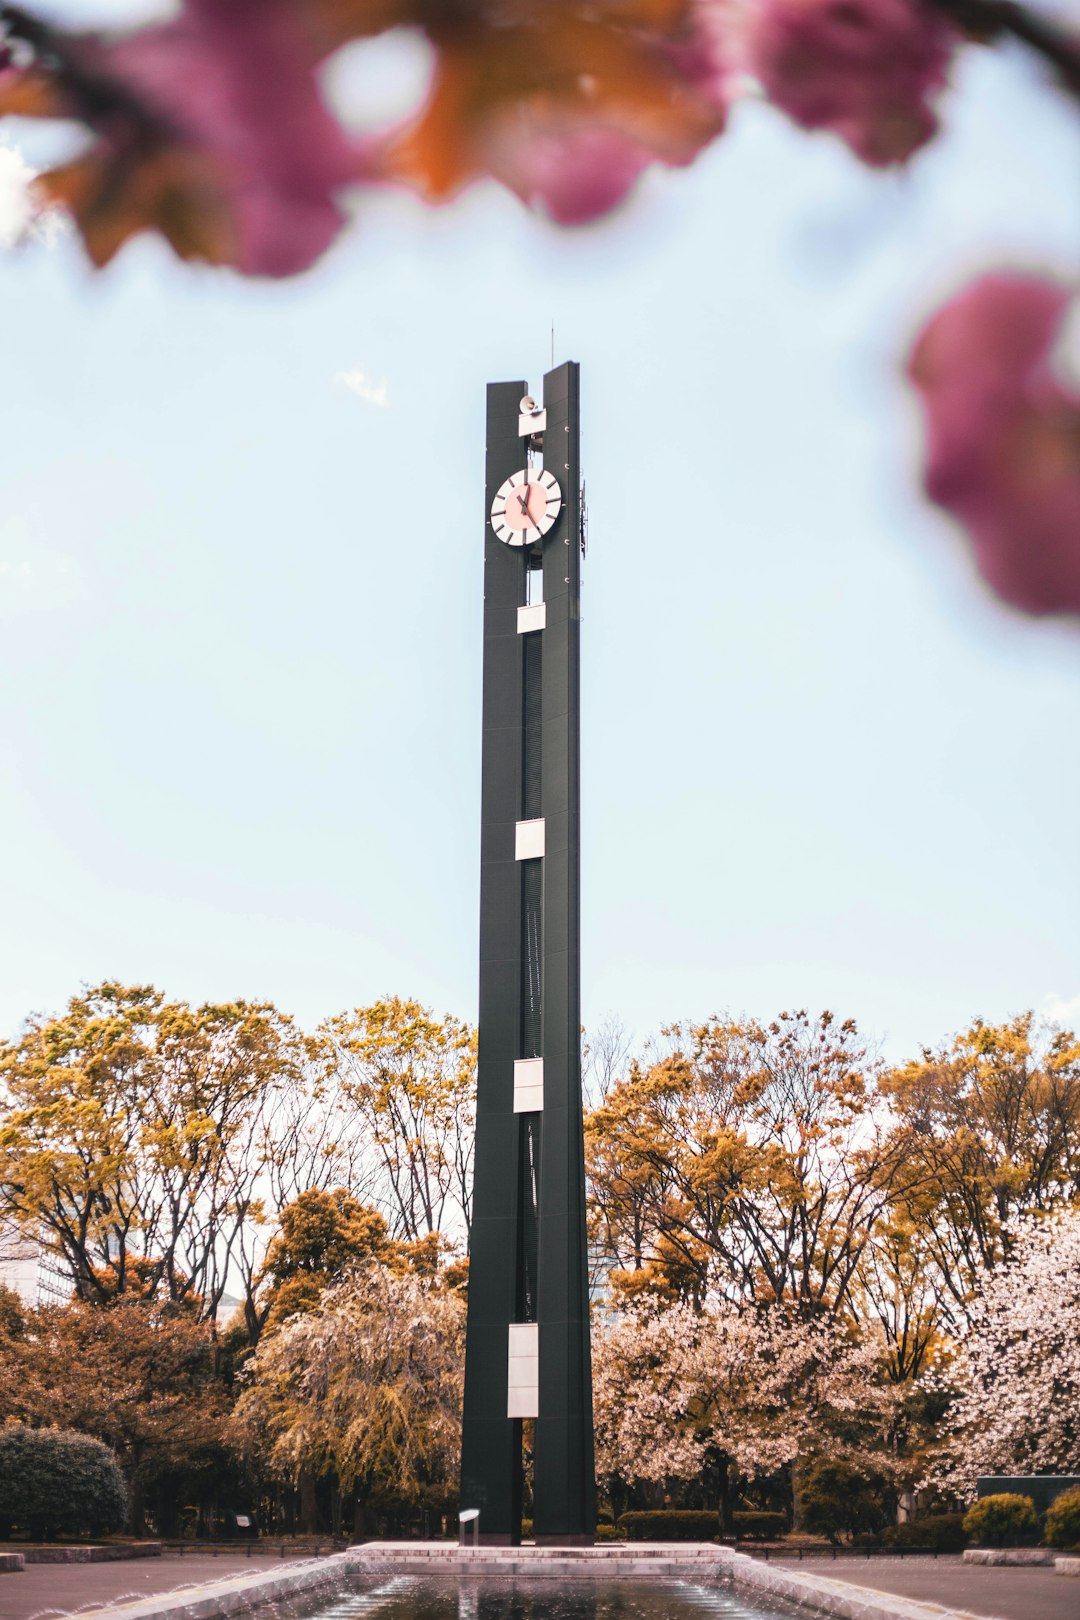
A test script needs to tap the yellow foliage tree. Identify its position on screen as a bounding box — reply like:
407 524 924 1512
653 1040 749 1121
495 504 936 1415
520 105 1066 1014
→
233 1263 464 1536
321 998 476 1242
0 981 315 1319
587 1010 897 1315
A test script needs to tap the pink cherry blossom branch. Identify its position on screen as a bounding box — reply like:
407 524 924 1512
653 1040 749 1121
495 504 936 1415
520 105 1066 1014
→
0 4 162 128
5 0 1080 107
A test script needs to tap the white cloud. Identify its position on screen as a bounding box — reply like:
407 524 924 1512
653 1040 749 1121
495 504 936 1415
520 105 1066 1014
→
1041 992 1080 1025
0 142 64 250
334 368 389 408
0 519 82 619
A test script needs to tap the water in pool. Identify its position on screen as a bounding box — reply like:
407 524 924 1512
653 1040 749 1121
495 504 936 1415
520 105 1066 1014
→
264 1575 802 1620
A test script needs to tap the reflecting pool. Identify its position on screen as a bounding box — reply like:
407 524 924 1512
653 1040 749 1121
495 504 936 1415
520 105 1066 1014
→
262 1575 801 1620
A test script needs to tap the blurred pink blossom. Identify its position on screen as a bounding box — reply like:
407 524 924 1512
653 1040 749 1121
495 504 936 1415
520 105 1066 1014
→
908 272 1080 618
106 0 356 274
741 0 956 166
372 0 729 221
485 122 658 225
480 17 731 224
6 0 357 275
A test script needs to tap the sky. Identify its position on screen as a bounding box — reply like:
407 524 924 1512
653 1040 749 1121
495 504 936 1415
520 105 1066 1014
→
1 6 1079 1063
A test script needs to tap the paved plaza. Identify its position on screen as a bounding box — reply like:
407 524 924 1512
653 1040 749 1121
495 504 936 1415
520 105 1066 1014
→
2 1548 1076 1620
0 1553 320 1620
772 1553 1078 1620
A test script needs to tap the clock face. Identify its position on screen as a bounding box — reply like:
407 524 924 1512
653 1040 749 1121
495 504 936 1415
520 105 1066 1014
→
490 468 562 547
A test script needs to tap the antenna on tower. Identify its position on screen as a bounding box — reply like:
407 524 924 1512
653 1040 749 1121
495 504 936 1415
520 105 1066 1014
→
551 322 555 369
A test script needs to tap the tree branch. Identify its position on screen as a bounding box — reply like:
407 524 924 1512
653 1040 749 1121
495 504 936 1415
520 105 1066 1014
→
926 0 1080 99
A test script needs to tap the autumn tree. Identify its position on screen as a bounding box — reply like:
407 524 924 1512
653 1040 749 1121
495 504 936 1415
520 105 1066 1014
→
882 1014 1080 1332
0 982 312 1317
257 1187 402 1332
233 1263 465 1536
255 1053 377 1218
321 998 476 1243
587 1011 898 1314
0 1288 235 1534
852 1212 942 1384
0 981 478 1340
229 1068 382 1343
582 1014 635 1108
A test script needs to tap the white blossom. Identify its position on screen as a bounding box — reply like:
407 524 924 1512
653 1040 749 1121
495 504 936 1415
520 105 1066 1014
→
926 1206 1080 1499
593 1296 901 1488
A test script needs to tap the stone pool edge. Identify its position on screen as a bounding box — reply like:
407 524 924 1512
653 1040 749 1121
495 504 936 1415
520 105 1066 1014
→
726 1549 986 1620
67 1552 356 1620
65 1543 993 1620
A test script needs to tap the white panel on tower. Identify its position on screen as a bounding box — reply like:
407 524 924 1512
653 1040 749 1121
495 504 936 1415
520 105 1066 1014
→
517 603 546 635
513 1057 544 1113
515 818 545 861
507 1321 539 1419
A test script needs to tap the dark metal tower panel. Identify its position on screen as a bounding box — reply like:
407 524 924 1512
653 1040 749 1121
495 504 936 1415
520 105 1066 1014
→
533 360 595 1544
462 365 594 1547
460 378 529 1541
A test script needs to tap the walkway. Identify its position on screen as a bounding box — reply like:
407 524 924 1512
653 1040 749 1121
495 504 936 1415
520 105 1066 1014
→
770 1553 1077 1620
0 1553 319 1620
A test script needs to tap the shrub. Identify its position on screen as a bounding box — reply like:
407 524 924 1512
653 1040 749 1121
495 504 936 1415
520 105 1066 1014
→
521 1517 621 1543
1044 1487 1080 1550
0 1425 127 1541
884 1514 967 1553
962 1493 1039 1548
619 1510 719 1541
797 1459 894 1544
732 1511 787 1541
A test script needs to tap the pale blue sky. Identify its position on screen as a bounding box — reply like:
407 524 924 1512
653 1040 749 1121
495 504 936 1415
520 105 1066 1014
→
1 8 1078 1061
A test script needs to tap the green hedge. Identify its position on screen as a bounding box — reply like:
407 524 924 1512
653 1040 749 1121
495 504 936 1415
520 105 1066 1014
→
884 1514 967 1553
732 1511 787 1541
0 1425 127 1541
963 1493 1039 1547
619 1511 719 1541
517 1520 622 1544
1044 1488 1080 1550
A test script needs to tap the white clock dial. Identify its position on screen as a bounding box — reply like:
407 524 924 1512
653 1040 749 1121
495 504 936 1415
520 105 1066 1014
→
490 467 562 547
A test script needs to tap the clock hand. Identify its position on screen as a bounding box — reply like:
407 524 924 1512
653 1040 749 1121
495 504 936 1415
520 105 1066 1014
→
517 489 531 516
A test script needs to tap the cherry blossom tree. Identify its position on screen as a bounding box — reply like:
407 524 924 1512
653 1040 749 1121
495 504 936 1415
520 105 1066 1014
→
925 1205 1080 1498
593 1294 905 1523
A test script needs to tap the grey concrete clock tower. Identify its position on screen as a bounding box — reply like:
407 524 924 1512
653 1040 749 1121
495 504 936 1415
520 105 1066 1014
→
459 362 595 1545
